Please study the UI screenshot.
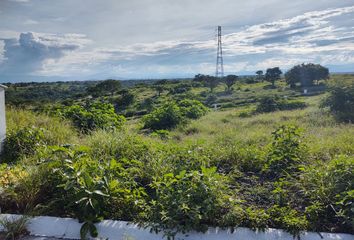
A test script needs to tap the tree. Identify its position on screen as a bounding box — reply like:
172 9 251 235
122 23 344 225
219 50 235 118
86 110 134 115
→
87 79 121 96
223 75 238 92
285 63 329 88
322 81 354 122
193 74 219 92
256 70 264 82
265 67 282 87
155 85 165 96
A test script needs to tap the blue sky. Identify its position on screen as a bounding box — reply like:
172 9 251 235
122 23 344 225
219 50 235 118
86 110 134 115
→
0 0 354 82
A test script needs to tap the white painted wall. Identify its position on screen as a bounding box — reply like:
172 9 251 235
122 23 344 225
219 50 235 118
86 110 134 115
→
0 86 6 152
1 214 353 240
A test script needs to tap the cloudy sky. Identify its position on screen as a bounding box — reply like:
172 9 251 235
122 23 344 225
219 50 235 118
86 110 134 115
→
0 0 354 82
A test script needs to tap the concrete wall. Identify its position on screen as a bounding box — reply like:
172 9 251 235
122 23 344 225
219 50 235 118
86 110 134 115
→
0 87 5 152
1 214 353 240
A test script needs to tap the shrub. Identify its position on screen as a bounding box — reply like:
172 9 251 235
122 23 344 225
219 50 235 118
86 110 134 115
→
299 155 354 232
322 82 354 122
264 125 307 178
49 146 146 238
58 101 126 133
0 215 30 240
178 99 209 119
256 96 306 113
1 127 44 163
144 167 229 238
142 102 183 130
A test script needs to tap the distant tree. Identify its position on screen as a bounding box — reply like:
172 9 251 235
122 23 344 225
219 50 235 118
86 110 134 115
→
87 79 121 96
223 75 238 92
256 70 264 82
154 79 168 85
205 76 219 92
193 74 219 92
115 89 135 107
285 63 329 88
322 81 354 122
155 85 165 96
193 74 205 83
265 67 282 87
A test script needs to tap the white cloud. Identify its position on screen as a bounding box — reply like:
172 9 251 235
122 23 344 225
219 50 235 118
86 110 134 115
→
1 5 354 81
23 19 39 25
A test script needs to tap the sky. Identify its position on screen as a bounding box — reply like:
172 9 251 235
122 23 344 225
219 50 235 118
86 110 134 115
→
0 0 354 82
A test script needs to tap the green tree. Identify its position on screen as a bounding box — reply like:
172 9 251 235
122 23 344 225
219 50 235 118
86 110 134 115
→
256 70 264 82
142 102 183 130
194 74 219 92
265 67 282 87
59 102 126 132
87 79 121 96
223 75 238 92
322 81 354 122
285 63 329 88
155 85 165 96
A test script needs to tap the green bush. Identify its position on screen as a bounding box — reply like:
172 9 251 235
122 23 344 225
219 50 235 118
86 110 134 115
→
142 102 183 130
264 125 307 178
58 101 126 133
299 155 354 232
256 96 306 113
144 167 229 238
178 99 209 119
1 127 45 163
322 82 354 122
48 146 146 238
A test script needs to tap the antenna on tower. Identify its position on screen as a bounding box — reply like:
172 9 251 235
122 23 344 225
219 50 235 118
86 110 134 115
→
215 26 224 78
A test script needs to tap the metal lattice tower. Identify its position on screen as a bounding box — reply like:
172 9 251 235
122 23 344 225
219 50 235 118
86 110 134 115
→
215 26 224 78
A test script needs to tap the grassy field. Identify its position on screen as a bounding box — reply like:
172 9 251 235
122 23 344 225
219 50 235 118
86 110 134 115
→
1 74 354 237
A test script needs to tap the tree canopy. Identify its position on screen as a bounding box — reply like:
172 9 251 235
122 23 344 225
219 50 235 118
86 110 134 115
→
285 63 329 88
223 75 238 91
265 67 282 87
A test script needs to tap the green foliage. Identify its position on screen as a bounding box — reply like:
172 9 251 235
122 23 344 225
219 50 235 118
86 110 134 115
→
194 74 219 92
0 215 30 240
143 102 183 130
256 96 307 113
265 67 282 87
285 63 329 88
2 126 44 163
87 79 121 97
178 99 209 119
3 73 354 238
322 81 354 122
145 167 229 238
299 155 354 232
50 146 147 239
268 206 308 238
264 125 307 178
114 89 135 108
223 75 238 91
58 101 126 133
142 100 209 130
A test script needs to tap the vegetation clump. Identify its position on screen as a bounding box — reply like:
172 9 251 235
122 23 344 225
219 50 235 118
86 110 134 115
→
57 101 126 133
322 81 354 122
1 71 354 239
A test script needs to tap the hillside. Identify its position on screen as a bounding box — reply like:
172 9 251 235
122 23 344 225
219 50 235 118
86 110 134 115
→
1 74 354 238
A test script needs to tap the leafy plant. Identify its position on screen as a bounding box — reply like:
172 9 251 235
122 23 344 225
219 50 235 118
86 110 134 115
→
144 167 229 238
142 102 183 130
178 99 209 119
58 101 126 133
1 126 44 163
264 125 307 178
322 81 354 122
0 215 30 240
256 96 306 113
